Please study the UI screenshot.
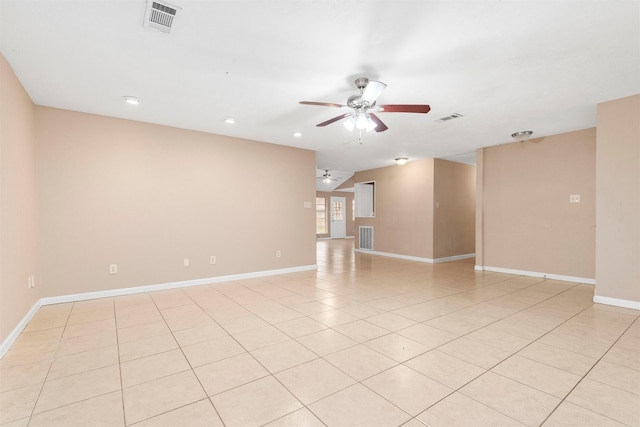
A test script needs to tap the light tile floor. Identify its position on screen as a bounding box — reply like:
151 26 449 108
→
1 239 639 426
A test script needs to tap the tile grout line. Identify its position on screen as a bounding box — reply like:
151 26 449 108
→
143 291 228 427
538 315 640 426
23 301 75 426
357 280 595 425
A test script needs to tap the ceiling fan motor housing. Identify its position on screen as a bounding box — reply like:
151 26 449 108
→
347 94 373 109
354 77 369 90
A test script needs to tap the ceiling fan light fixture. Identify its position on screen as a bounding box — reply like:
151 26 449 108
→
300 77 430 133
355 112 370 130
343 116 356 132
322 177 331 184
395 157 409 166
511 130 533 142
355 112 377 131
365 116 377 132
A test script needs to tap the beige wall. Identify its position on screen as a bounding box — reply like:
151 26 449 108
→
596 94 640 304
433 159 476 258
35 107 317 298
315 191 355 238
353 159 435 259
354 159 476 260
0 54 40 344
476 128 596 279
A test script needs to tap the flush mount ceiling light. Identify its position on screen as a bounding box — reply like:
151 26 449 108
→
123 96 140 105
395 157 409 166
511 130 533 142
224 117 235 124
293 131 302 137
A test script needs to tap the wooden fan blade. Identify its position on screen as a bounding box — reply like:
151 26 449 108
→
299 101 347 108
317 113 351 127
369 113 388 132
379 104 431 113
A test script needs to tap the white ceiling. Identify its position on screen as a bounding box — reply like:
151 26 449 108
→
2 1 639 187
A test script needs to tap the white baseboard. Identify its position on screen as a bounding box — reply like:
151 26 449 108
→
354 249 475 264
593 295 640 311
317 237 355 241
475 265 596 285
1 264 316 359
0 300 42 359
433 253 476 263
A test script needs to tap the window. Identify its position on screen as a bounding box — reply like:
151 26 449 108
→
332 200 344 221
352 199 355 221
316 197 327 234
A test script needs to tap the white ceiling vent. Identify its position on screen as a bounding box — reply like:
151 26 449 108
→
436 113 463 122
144 1 180 34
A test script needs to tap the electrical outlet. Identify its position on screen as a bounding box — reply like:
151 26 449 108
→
210 256 216 265
109 264 118 274
276 249 281 258
183 258 190 267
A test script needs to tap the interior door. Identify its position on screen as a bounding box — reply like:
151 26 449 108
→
330 197 346 239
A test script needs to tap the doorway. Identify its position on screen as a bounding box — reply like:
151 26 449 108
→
330 196 346 239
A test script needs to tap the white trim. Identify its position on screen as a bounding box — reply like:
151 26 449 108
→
1 264 316 358
41 265 317 306
433 253 475 263
477 265 596 284
354 250 475 264
593 295 640 311
0 300 42 359
316 237 355 241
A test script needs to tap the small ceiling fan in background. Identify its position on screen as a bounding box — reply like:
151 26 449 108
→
317 170 339 184
300 77 431 133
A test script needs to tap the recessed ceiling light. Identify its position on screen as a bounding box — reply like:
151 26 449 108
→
123 96 140 105
224 117 235 124
293 132 302 137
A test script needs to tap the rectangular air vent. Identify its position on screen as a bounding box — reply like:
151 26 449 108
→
436 113 463 122
144 1 179 33
359 226 374 250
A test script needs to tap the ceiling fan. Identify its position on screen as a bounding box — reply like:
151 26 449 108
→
300 77 431 133
317 170 339 184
